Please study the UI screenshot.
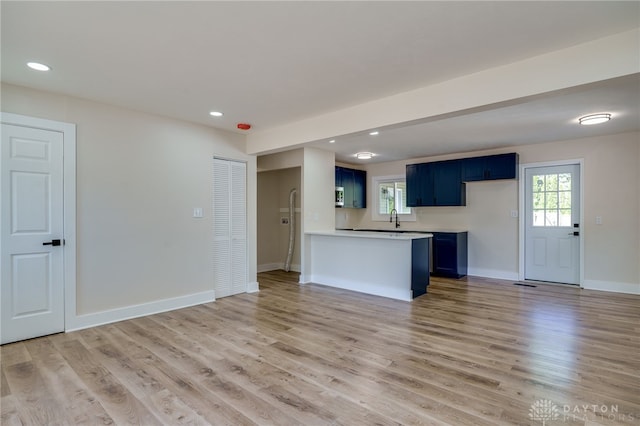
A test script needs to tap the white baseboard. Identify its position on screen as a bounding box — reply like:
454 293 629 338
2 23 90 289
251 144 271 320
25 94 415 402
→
247 281 260 293
582 279 640 295
66 290 215 332
299 274 311 284
467 268 519 282
257 263 281 272
468 269 640 295
257 262 301 273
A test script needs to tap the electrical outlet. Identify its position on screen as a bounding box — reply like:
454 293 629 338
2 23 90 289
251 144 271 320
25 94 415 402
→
510 210 518 218
595 216 602 225
281 217 289 225
193 207 203 218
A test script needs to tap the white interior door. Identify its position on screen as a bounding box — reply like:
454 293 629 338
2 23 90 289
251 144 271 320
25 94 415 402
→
1 123 65 344
524 164 580 284
212 158 247 298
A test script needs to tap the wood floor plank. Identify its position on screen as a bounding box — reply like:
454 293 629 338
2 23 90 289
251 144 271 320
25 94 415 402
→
0 395 26 426
24 337 115 425
52 338 164 425
0 343 31 368
3 361 67 425
2 270 639 425
1 367 10 398
115 318 301 425
98 323 258 426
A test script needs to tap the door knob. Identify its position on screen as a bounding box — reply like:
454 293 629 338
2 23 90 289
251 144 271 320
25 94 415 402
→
43 239 62 246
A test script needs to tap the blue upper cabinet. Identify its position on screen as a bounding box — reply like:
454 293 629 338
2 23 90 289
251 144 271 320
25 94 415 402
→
432 160 465 206
406 160 465 207
462 153 518 181
406 163 432 207
335 166 366 209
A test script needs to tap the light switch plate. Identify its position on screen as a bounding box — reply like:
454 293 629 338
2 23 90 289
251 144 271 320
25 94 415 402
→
193 208 203 218
595 216 602 225
510 210 518 218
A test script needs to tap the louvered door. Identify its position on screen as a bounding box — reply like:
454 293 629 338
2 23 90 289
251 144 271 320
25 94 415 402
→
213 158 247 298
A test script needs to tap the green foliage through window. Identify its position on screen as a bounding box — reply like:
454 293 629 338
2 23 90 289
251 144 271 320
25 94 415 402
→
378 180 411 215
532 173 572 226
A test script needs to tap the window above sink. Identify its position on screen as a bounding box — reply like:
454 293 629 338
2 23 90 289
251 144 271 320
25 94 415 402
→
372 174 416 222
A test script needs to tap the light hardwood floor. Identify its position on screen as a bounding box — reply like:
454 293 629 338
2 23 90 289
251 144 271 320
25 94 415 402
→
2 271 639 425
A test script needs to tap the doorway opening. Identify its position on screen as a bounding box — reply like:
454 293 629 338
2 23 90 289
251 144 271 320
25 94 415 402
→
257 167 301 279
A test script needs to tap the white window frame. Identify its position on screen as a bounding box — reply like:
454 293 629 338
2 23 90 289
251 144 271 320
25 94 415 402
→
371 174 416 222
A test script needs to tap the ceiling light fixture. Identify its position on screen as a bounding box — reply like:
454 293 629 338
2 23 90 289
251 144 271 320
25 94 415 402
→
27 62 51 71
209 111 223 117
369 131 379 136
578 113 611 125
355 152 375 160
329 139 336 144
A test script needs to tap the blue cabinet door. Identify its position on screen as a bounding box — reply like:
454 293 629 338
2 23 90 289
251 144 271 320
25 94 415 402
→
407 161 465 206
406 163 433 206
461 156 487 181
335 166 366 209
462 153 518 181
432 160 465 206
432 232 468 278
352 169 366 208
484 153 518 180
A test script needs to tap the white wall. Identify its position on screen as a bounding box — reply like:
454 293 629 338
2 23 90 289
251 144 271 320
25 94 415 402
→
346 132 640 294
299 147 335 282
1 83 258 327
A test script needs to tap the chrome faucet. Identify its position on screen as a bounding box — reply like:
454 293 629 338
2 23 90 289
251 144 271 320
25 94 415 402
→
390 208 400 228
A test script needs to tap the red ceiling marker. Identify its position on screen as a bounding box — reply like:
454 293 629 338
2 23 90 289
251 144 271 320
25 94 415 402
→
237 123 251 130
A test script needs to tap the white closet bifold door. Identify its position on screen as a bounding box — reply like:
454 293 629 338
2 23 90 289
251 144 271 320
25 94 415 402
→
213 158 247 298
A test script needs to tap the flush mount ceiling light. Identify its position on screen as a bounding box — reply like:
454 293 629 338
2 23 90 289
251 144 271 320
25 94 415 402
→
329 139 336 144
209 111 223 117
355 152 375 160
27 62 51 71
369 131 379 136
578 113 611 125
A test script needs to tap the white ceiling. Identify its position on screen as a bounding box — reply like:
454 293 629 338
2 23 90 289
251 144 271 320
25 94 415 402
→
2 1 639 163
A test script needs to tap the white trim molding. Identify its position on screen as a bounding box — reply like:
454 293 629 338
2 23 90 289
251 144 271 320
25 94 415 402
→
467 268 519 282
582 280 640 295
66 290 215 332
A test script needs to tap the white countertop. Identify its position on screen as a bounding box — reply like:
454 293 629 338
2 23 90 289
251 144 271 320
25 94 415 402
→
306 230 433 240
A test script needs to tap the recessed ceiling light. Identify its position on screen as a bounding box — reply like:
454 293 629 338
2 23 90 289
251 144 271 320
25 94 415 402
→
329 139 336 144
369 131 379 136
27 62 51 71
209 111 223 117
578 113 611 125
355 152 375 160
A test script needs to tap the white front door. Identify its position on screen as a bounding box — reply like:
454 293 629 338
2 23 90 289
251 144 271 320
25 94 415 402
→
524 164 580 284
1 123 65 344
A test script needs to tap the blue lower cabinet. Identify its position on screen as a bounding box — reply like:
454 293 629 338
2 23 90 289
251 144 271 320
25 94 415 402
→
411 238 430 297
432 232 468 278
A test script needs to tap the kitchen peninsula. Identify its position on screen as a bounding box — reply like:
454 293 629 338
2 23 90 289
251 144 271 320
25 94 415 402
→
305 230 432 301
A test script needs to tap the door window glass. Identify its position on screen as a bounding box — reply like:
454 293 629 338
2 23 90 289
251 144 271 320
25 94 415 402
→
532 173 572 226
